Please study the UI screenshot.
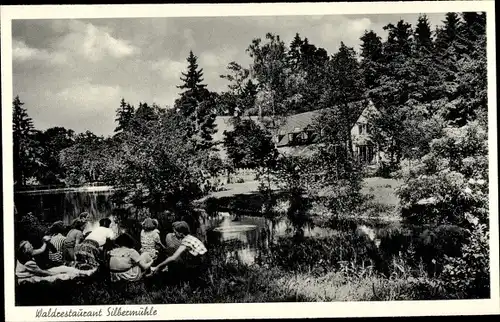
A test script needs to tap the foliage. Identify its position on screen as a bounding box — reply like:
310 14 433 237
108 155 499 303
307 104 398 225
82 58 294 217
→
397 121 488 226
33 126 75 185
440 212 490 298
223 118 278 170
59 131 108 185
109 110 207 215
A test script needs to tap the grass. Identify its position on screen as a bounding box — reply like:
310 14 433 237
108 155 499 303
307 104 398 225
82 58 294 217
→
15 258 453 306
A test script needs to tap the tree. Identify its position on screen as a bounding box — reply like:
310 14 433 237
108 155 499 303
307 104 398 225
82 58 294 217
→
223 118 278 170
219 62 257 116
369 20 418 166
320 42 365 157
175 51 217 150
435 12 464 54
177 50 207 94
415 15 434 50
35 126 75 184
115 98 135 133
13 96 38 186
360 30 384 90
246 33 288 121
110 110 208 216
59 130 107 185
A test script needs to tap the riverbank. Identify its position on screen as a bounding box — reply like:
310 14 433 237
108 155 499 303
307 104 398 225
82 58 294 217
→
16 258 452 306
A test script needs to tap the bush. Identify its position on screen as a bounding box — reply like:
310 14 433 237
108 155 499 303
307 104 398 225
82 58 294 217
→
396 121 489 298
440 212 490 298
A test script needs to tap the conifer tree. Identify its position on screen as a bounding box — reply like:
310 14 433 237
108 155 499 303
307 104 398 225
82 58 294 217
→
13 96 37 186
360 30 384 90
174 51 217 150
114 98 135 133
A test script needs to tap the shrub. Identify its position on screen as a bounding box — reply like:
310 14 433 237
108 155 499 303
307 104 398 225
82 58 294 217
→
440 212 490 298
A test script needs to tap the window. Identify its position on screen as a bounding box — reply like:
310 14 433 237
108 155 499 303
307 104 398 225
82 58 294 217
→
358 124 369 134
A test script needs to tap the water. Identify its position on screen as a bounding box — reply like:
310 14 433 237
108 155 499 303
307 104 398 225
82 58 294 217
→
15 187 116 224
200 212 344 265
14 188 397 265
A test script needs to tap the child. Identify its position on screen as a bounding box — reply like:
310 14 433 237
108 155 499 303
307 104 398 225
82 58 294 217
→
140 217 166 262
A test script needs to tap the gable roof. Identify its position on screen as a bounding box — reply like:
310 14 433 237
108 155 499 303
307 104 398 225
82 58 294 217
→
212 99 377 148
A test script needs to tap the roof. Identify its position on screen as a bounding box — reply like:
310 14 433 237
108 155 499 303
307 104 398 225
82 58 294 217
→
212 99 377 148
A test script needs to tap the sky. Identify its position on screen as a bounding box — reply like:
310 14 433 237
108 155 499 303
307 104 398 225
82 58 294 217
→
12 13 447 137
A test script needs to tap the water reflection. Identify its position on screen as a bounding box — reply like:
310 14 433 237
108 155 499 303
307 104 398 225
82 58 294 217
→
15 188 115 224
202 213 341 265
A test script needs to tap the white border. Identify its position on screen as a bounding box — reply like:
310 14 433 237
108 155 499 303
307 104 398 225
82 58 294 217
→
2 1 499 321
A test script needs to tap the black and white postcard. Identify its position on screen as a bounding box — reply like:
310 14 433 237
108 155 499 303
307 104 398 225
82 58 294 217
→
2 1 499 321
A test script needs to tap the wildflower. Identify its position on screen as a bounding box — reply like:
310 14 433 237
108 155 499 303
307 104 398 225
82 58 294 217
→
477 179 486 185
468 178 476 184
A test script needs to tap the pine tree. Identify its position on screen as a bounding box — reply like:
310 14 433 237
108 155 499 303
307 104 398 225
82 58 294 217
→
114 98 135 133
13 96 36 186
360 30 384 90
288 33 304 71
177 50 207 95
435 12 465 57
175 51 217 150
415 14 434 51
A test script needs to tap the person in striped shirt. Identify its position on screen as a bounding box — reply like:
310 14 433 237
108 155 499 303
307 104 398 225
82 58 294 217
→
46 221 67 266
149 221 207 275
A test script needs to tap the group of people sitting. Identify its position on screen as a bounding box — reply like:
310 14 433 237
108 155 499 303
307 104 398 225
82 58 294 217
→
15 212 208 284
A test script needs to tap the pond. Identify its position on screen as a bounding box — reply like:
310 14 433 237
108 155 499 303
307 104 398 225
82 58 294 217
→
14 188 400 265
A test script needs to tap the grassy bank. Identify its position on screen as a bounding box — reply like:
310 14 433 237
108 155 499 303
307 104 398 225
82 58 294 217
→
16 259 454 306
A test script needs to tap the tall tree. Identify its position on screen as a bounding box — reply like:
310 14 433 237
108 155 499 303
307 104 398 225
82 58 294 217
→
415 14 434 51
320 42 365 156
435 12 464 54
115 98 135 133
369 20 418 165
13 96 38 186
360 30 384 90
247 33 288 122
175 51 217 150
177 50 207 94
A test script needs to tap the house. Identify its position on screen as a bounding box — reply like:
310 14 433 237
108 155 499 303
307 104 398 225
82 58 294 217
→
212 100 382 165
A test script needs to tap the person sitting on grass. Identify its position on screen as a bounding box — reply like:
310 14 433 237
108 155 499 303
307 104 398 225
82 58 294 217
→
46 221 67 267
140 217 166 263
108 233 154 282
63 218 86 262
148 221 207 275
16 239 94 284
74 218 116 270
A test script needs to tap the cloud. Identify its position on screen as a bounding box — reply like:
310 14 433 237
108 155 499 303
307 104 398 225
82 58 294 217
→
199 47 238 69
55 81 121 106
57 20 140 62
320 17 375 51
347 18 373 35
12 39 68 65
151 58 185 81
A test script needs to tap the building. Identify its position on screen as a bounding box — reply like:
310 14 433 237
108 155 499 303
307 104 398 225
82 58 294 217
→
213 100 382 165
